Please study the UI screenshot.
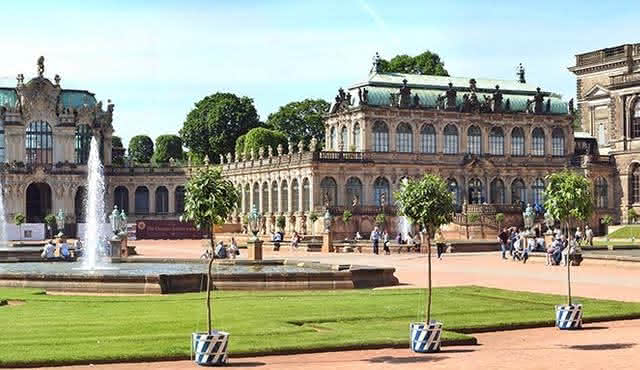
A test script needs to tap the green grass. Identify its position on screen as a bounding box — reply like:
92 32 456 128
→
1 286 640 367
607 225 640 239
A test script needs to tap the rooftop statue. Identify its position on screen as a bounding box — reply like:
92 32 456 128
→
527 87 544 114
545 98 551 113
469 78 477 92
492 85 503 113
568 98 575 114
460 94 471 113
358 87 369 105
370 51 382 73
504 98 511 112
37 56 45 77
435 94 445 110
309 137 317 152
445 82 457 110
517 63 526 83
399 79 412 107
469 93 480 113
413 93 420 107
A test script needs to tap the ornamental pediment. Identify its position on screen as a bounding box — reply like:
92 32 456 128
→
583 84 610 100
16 76 61 124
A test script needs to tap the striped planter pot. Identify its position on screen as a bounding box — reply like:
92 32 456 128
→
410 321 443 353
555 304 583 330
192 331 229 366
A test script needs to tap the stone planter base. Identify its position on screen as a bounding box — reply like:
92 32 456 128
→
192 331 229 366
555 304 583 330
410 321 442 353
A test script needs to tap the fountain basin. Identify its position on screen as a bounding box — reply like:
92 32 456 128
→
0 258 398 294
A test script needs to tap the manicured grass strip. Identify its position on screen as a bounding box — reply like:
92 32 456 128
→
607 225 640 239
2 286 640 367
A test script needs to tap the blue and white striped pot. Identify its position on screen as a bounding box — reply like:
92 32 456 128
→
410 321 442 353
192 331 229 366
555 304 583 330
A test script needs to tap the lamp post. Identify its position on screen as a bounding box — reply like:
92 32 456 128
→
247 205 263 260
55 209 65 237
322 208 333 253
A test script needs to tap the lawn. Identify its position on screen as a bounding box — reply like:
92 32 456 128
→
607 225 640 239
2 286 640 367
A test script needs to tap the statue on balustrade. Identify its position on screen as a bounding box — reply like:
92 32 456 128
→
527 87 544 114
412 93 420 107
492 85 503 113
358 87 369 105
352 195 359 207
459 94 471 113
445 82 457 110
399 79 412 107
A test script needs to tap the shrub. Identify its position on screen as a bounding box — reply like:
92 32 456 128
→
342 210 353 224
128 135 154 163
152 135 183 163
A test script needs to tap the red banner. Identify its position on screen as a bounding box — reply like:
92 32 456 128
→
135 220 209 240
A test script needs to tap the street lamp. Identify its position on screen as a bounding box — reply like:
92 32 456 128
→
55 209 65 236
248 204 261 240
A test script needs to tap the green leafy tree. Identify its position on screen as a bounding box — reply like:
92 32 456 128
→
375 213 386 227
628 208 638 224
152 135 183 163
181 92 260 163
236 127 288 155
128 135 154 163
111 136 125 166
266 99 330 146
543 171 593 305
378 51 449 76
395 174 455 324
342 210 353 224
44 214 57 238
14 213 25 242
495 213 505 230
276 215 286 231
180 167 239 334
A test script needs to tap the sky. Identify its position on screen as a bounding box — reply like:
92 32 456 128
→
1 0 638 146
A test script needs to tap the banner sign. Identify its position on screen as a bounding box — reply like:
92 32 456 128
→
135 220 209 240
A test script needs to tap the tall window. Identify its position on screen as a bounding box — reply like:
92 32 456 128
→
632 165 640 204
552 128 565 156
595 177 608 208
155 186 169 214
532 178 545 205
302 178 310 211
135 186 149 214
271 181 279 212
320 177 338 206
252 182 260 211
490 178 505 204
489 127 504 155
633 101 640 138
468 178 484 204
352 123 361 151
444 124 459 154
345 177 363 206
467 126 482 154
330 127 337 150
281 180 288 212
374 177 390 206
420 124 436 153
340 126 348 151
243 184 250 213
291 179 299 212
175 186 186 214
75 124 92 164
26 121 53 165
114 186 129 214
532 128 545 156
511 127 525 156
373 121 389 152
396 122 413 152
511 179 526 205
448 178 460 209
262 182 269 213
0 119 5 162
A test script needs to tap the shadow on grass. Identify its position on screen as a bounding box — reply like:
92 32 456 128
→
366 355 448 364
563 343 635 351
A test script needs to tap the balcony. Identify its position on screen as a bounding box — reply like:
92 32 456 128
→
609 73 640 88
575 44 639 67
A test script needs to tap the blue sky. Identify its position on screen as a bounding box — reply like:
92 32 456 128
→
1 1 638 146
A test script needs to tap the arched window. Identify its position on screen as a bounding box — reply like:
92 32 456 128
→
443 124 459 154
26 121 53 165
175 186 186 214
75 124 92 164
552 128 565 156
340 126 348 151
511 179 526 205
396 122 413 152
345 177 363 206
243 184 250 213
291 179 300 212
353 123 361 151
532 128 545 156
447 178 461 209
320 177 337 206
490 178 505 204
420 124 436 153
281 180 289 212
155 186 169 214
302 178 310 211
467 126 482 154
135 186 149 214
252 182 260 211
271 181 279 212
532 178 545 205
374 177 390 206
633 101 640 138
75 186 87 223
489 127 504 155
511 127 525 156
373 121 389 152
595 177 608 208
468 178 484 204
330 127 337 150
114 186 129 214
632 165 640 204
262 182 269 213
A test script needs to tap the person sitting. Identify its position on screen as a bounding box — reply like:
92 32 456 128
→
74 240 84 258
291 231 301 250
59 238 71 260
272 231 282 251
563 238 583 266
41 240 56 260
354 231 363 241
228 237 239 259
574 227 583 245
214 241 228 259
395 233 403 245
382 231 390 255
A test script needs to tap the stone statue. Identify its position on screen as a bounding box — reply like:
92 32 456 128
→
371 51 381 73
481 95 492 113
362 88 369 104
399 79 411 107
504 98 511 112
544 211 555 231
250 149 256 161
435 94 445 110
523 203 535 229
169 157 176 166
322 191 331 207
469 78 477 92
460 94 470 113
517 63 526 83
54 74 61 86
389 92 397 107
203 154 210 166
277 144 284 156
568 98 575 114
545 98 551 113
528 87 544 114
267 146 273 158
352 195 359 207
234 151 239 162
469 93 480 112
298 140 304 153
258 146 264 159
309 137 317 152
219 154 224 164
412 93 420 107
445 82 457 110
287 139 294 154
16 74 24 86
346 92 352 105
226 152 232 163
37 56 45 77
492 85 503 113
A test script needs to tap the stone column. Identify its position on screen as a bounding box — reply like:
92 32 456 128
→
389 122 396 152
168 186 176 214
505 126 512 156
128 185 136 215
149 186 157 215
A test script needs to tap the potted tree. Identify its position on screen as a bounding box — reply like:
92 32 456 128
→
628 208 638 224
276 215 286 232
342 210 353 235
601 215 613 241
14 213 25 244
495 213 505 231
308 212 318 236
181 166 239 366
375 213 385 228
44 214 57 239
544 170 593 330
395 174 455 353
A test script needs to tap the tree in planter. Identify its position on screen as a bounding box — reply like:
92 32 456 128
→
342 210 353 233
44 214 57 239
467 213 480 224
495 213 505 231
395 174 455 353
276 215 286 232
308 212 319 235
14 213 25 242
628 208 638 224
374 213 385 227
181 166 239 364
543 170 593 329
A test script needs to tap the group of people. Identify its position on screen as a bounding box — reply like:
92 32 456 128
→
497 227 544 263
41 237 83 260
545 234 583 266
369 226 427 255
211 238 240 259
497 225 586 266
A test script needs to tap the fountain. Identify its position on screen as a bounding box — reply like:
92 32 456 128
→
82 137 108 270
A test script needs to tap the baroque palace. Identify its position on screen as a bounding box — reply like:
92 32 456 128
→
1 44 637 238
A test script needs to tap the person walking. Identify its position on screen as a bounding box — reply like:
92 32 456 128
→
498 228 509 260
370 227 380 255
585 225 594 247
435 229 446 260
382 230 391 255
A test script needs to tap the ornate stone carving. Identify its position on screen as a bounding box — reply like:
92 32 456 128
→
16 67 62 123
399 79 411 107
226 152 232 163
370 51 381 73
277 144 284 156
309 137 317 152
297 140 304 153
267 146 273 158
37 56 45 77
258 146 264 159
331 88 352 113
287 139 294 154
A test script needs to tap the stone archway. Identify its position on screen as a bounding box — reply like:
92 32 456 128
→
26 182 52 223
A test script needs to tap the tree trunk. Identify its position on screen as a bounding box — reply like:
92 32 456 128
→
207 224 215 334
565 221 572 306
425 229 432 324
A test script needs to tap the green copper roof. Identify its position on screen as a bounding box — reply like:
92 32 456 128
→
0 88 96 109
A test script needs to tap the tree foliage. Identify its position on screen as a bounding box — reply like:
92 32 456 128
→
111 136 125 166
343 210 353 224
112 136 123 148
180 92 260 163
152 135 183 163
128 135 154 163
14 213 25 226
266 99 329 146
236 127 288 155
378 51 449 76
